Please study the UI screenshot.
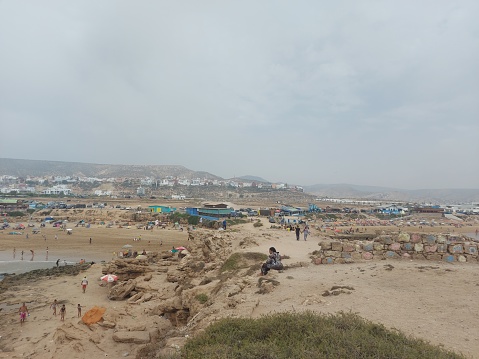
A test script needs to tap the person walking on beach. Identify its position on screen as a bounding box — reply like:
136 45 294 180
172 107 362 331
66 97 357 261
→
56 259 60 267
60 304 66 321
50 299 58 316
89 237 92 244
19 303 29 325
81 276 88 293
295 225 301 241
303 224 310 241
13 247 16 258
77 304 82 318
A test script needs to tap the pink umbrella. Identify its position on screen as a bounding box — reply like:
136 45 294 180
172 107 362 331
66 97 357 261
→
175 246 187 251
100 274 118 283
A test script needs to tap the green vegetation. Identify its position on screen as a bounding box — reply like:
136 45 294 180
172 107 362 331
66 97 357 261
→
6 211 25 217
195 293 208 304
169 212 199 225
168 311 464 359
253 220 263 227
220 252 267 273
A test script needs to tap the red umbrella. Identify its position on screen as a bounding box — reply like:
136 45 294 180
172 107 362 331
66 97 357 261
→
100 274 118 283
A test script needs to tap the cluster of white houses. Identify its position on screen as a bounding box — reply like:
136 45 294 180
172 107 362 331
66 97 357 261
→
0 174 302 196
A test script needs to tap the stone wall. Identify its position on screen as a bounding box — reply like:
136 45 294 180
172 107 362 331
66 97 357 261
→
314 233 478 264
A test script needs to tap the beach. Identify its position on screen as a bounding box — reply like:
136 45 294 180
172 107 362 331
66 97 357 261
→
0 209 478 358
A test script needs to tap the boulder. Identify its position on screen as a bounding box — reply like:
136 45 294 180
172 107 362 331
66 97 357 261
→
108 279 136 300
113 331 150 344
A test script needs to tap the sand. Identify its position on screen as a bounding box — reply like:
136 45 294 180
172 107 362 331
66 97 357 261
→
0 211 478 358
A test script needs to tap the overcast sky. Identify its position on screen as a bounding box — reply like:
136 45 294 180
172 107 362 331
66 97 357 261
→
0 1 478 189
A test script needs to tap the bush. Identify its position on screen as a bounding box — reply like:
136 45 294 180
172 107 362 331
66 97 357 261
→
6 211 25 217
174 311 465 359
195 293 208 304
253 221 263 227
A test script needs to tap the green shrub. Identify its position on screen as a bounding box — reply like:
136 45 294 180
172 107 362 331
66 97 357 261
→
220 252 267 273
253 221 263 227
173 311 465 359
6 211 25 217
195 293 208 304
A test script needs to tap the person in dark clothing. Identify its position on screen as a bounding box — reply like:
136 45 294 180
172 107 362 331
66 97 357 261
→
261 247 283 275
295 225 300 241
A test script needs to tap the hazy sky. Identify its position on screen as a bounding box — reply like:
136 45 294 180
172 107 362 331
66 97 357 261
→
1 1 478 189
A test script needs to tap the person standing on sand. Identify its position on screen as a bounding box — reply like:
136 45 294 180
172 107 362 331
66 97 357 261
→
19 303 29 325
295 225 301 241
56 259 60 267
89 237 92 244
77 304 82 317
50 299 58 316
222 219 227 230
60 304 66 321
81 276 88 293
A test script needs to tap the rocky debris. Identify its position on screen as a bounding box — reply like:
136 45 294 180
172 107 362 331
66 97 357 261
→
53 324 82 344
98 320 116 329
256 277 280 294
108 279 137 300
112 331 151 344
322 285 355 296
127 291 153 304
102 259 152 281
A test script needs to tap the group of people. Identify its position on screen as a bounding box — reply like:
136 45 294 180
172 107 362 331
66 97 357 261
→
18 276 88 325
289 223 310 241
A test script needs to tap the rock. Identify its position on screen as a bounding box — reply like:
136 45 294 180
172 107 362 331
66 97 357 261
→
98 321 116 329
144 273 153 281
108 279 136 300
113 331 150 344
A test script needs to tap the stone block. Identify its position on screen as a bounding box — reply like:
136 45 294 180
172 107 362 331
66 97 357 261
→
379 236 393 245
426 253 442 261
341 252 352 259
385 251 398 258
411 234 422 243
436 244 447 253
322 257 334 264
389 243 401 251
448 244 463 254
355 244 362 252
402 243 414 251
425 245 437 253
373 243 384 251
464 245 477 256
458 255 467 263
312 257 322 265
443 254 455 263
436 235 446 244
324 250 342 258
424 235 436 245
412 253 426 260
414 243 424 252
320 241 332 250
362 243 374 252
352 252 363 260
113 331 151 344
398 233 410 242
342 244 354 252
402 253 411 259
331 242 343 251
373 251 384 256
362 252 373 260
335 258 346 264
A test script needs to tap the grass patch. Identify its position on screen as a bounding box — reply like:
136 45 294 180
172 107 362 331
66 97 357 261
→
220 252 267 273
195 293 208 304
173 311 465 359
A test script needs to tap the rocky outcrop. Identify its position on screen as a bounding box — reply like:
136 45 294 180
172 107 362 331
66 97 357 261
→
102 259 152 281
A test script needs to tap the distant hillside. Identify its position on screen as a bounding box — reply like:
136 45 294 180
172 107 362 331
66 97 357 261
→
0 158 222 180
303 183 479 204
236 175 270 183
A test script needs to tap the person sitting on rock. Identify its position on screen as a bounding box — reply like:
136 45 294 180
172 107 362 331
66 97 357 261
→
261 247 283 276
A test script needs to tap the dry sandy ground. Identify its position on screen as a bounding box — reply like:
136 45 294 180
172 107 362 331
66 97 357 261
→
0 217 478 358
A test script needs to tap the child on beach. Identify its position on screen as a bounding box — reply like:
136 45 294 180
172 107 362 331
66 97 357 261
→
50 299 58 316
18 303 29 325
77 304 82 318
60 304 66 321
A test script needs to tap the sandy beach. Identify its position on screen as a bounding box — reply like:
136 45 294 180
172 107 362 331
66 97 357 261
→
1 210 479 358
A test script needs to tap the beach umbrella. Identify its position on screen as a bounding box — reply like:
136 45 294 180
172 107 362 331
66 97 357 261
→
100 274 118 282
175 246 187 251
122 244 133 248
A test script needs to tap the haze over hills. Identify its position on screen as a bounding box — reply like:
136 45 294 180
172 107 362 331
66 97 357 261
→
1 158 478 203
0 158 220 180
